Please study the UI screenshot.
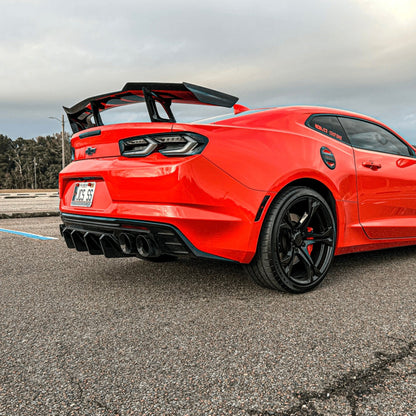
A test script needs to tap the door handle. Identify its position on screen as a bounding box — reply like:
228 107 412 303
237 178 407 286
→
362 161 382 170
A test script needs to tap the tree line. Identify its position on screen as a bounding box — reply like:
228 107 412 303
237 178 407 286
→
0 133 71 189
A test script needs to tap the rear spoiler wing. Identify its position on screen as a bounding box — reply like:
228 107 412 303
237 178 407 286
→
63 82 239 133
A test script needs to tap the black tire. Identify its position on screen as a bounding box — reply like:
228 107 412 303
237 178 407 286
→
245 186 336 293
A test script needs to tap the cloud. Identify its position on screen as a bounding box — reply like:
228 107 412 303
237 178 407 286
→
1 0 416 140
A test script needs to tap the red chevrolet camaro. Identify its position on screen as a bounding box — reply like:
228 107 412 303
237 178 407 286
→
59 82 416 293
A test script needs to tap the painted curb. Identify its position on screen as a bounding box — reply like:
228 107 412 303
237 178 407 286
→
0 211 60 219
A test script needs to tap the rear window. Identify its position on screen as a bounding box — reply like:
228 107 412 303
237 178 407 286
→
99 103 233 125
192 109 268 124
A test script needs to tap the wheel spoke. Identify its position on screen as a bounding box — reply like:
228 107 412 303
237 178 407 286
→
285 257 295 277
306 237 333 246
283 211 294 230
279 222 292 234
296 246 321 282
280 247 293 265
280 248 295 276
299 198 321 230
305 226 334 246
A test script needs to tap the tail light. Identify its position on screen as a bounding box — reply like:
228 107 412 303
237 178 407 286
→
119 132 208 157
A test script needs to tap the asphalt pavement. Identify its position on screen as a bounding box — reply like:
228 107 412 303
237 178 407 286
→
0 198 415 415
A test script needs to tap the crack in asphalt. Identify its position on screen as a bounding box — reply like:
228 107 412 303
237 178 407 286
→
246 338 416 416
64 374 122 416
55 342 121 416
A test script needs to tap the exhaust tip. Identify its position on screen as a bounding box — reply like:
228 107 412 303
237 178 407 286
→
118 233 135 255
136 235 160 258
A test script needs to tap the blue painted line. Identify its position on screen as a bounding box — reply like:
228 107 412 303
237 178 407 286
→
0 228 57 240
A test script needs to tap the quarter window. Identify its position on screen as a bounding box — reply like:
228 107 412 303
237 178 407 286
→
339 117 412 156
308 116 346 142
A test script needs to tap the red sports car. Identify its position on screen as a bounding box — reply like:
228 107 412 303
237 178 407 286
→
59 82 416 293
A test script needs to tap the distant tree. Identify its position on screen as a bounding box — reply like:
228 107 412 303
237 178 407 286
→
0 133 71 189
0 135 14 187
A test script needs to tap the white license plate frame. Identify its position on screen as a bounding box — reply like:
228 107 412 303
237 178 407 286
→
71 182 96 207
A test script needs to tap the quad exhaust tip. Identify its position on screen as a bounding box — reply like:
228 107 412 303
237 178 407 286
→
136 234 160 258
118 233 136 255
117 232 161 258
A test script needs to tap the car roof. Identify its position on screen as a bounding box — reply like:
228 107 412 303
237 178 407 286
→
260 105 379 121
209 105 388 129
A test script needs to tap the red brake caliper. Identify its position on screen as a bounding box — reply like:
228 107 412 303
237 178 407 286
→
307 227 313 254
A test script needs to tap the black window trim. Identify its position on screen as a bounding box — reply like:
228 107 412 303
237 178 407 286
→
305 114 350 144
306 114 415 158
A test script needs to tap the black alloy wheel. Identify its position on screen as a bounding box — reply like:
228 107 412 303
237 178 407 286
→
246 186 336 293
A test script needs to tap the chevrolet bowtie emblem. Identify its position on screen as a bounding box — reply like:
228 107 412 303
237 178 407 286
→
85 147 96 156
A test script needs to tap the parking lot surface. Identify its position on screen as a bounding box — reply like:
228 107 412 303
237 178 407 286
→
1 216 415 415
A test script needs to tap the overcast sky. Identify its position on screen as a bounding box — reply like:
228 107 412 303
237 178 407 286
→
1 0 416 142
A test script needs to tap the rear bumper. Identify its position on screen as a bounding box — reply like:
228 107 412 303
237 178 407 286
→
59 155 271 263
60 213 235 261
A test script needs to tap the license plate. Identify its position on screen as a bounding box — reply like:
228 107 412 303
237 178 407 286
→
71 182 96 207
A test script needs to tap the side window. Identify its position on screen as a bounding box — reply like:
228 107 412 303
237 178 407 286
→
339 117 412 156
308 116 346 142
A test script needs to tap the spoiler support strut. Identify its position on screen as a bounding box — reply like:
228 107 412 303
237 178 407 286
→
142 87 176 123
